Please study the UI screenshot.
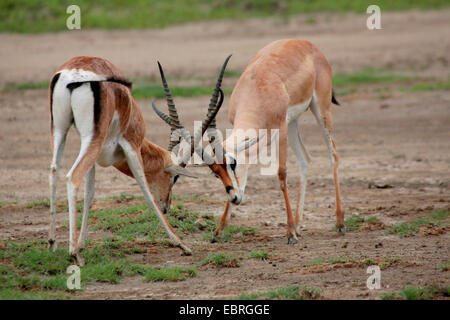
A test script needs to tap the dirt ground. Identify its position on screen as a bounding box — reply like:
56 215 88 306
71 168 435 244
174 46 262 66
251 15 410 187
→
0 10 449 299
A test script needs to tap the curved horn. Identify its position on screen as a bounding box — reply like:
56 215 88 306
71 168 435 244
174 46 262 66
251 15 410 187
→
151 99 171 125
191 54 232 160
154 61 187 153
157 61 182 130
206 54 232 129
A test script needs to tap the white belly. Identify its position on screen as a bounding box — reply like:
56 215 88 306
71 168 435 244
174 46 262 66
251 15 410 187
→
286 97 312 123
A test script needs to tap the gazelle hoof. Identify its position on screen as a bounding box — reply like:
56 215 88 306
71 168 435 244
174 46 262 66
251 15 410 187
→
48 239 57 251
287 237 298 245
71 252 85 267
180 244 193 256
336 226 346 235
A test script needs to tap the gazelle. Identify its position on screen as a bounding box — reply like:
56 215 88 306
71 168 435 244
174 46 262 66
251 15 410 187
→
199 39 344 243
48 56 228 264
152 54 255 205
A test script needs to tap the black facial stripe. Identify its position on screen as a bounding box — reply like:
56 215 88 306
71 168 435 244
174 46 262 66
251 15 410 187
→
230 160 237 172
173 175 179 184
225 185 234 193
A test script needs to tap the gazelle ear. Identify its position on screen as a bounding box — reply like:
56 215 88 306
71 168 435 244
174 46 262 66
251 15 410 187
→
164 165 198 178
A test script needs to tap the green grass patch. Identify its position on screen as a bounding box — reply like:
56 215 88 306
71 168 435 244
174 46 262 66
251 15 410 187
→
0 288 71 300
401 81 450 92
200 253 241 268
0 200 19 208
247 250 269 260
133 85 231 100
386 209 449 237
301 256 402 271
335 87 357 96
87 202 212 242
0 79 232 101
1 80 49 91
239 285 321 300
203 224 257 242
105 192 145 201
303 256 351 267
332 215 383 232
2 1 449 33
130 265 197 282
440 264 449 272
381 285 450 300
341 215 365 232
24 198 50 209
0 237 197 299
380 292 397 300
333 68 407 87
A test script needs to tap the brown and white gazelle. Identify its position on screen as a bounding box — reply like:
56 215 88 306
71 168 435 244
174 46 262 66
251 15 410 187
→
204 39 344 243
48 56 229 264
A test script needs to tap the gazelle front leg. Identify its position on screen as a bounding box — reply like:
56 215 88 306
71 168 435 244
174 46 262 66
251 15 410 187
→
212 200 231 241
287 120 310 236
78 165 95 249
119 139 192 255
278 122 298 244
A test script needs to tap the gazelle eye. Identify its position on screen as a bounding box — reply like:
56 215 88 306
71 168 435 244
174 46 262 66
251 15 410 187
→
172 175 179 184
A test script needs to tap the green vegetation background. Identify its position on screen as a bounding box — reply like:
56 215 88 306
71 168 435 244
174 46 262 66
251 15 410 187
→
1 0 449 33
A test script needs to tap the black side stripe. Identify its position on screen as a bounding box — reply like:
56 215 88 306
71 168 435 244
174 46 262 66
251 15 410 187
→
89 81 102 127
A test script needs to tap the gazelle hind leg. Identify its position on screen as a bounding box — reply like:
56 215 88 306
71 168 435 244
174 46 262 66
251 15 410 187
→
78 165 95 249
66 83 100 265
49 79 73 250
119 139 192 255
310 97 345 233
49 130 70 250
287 120 310 235
66 137 99 266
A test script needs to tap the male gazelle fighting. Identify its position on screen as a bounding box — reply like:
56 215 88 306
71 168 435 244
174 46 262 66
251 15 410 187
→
48 56 228 264
199 40 344 244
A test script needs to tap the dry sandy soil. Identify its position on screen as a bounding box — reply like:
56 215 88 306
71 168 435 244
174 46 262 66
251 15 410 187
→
0 10 449 299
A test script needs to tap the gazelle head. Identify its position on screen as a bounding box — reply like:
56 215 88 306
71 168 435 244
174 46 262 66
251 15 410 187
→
206 133 259 205
142 143 197 214
152 55 257 205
